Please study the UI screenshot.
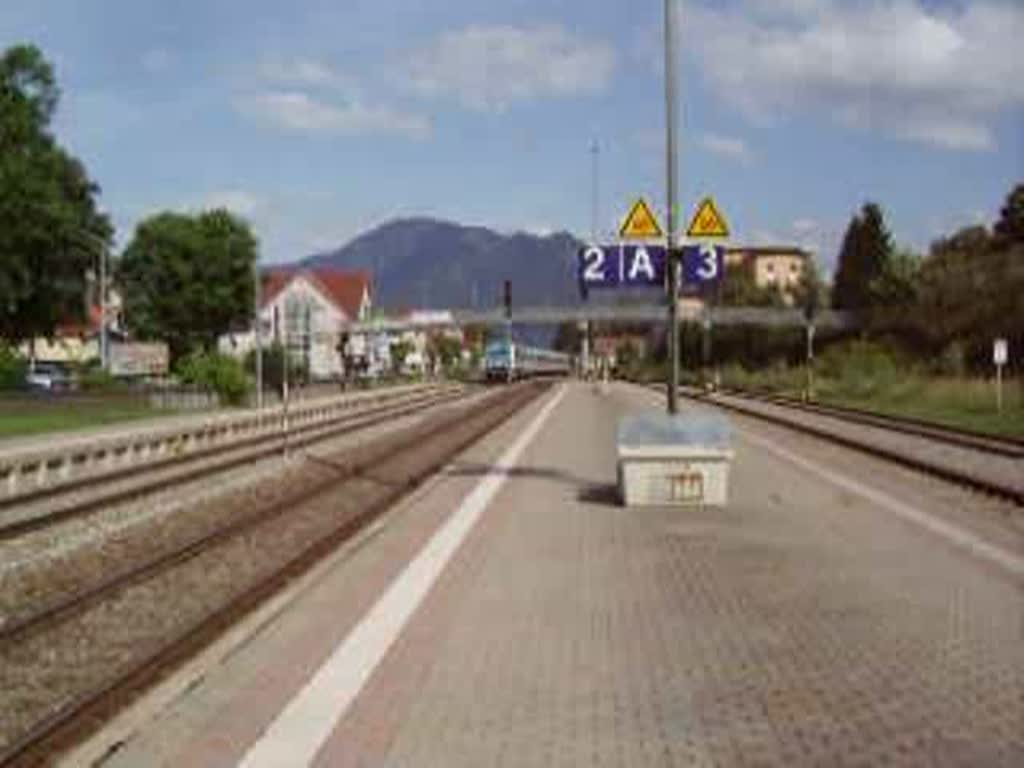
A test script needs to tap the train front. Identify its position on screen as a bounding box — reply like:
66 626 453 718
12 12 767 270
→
483 340 516 382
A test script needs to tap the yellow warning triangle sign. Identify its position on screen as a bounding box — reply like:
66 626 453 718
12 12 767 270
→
619 197 663 239
686 196 730 238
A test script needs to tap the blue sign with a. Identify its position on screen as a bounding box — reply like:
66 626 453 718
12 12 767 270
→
578 244 724 291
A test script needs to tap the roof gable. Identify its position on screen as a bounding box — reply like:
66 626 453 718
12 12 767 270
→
262 267 371 319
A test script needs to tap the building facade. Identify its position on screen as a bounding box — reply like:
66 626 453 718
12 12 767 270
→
724 246 810 303
219 268 372 381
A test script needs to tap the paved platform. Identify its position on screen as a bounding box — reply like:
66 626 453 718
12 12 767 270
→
88 382 1024 767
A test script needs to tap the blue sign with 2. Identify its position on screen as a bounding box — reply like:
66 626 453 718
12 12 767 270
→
578 244 724 290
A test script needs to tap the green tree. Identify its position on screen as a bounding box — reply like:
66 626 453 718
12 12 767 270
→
429 334 462 371
118 209 257 362
552 320 581 352
994 183 1024 245
390 339 413 375
832 202 893 311
614 339 639 374
0 44 111 344
719 262 786 307
870 248 921 308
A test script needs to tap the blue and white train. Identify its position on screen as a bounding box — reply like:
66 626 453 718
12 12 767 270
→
483 340 571 382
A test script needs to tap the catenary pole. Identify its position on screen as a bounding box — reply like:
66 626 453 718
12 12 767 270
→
664 0 681 414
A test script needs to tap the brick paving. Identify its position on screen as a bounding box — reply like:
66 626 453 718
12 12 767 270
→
319 382 1024 767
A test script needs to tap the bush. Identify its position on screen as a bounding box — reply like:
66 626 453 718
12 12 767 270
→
177 351 250 405
243 343 308 393
78 367 127 392
0 345 27 390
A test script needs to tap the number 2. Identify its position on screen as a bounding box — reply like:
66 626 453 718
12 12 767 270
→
583 247 606 282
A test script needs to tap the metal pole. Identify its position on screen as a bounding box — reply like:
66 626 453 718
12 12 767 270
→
702 311 711 385
806 323 815 401
506 318 512 384
585 139 599 379
996 363 1003 413
282 335 290 459
99 242 109 371
590 139 600 242
664 0 680 414
254 259 263 410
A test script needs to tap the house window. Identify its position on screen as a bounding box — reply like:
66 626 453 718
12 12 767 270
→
766 263 775 274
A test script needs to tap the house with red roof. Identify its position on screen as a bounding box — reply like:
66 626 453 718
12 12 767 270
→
219 267 373 380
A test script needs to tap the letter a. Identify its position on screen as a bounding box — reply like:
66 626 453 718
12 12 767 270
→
629 246 656 284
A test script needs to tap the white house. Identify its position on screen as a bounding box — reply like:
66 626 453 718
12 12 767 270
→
219 267 372 381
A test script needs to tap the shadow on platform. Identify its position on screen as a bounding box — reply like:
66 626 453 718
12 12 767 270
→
445 461 621 508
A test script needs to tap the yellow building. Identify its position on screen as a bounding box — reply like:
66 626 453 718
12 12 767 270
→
724 246 810 303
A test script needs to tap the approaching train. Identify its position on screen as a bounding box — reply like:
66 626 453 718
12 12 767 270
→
484 340 571 381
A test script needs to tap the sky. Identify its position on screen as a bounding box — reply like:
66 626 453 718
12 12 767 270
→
2 0 1021 273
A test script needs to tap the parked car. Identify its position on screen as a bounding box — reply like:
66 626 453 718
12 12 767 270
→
25 363 73 391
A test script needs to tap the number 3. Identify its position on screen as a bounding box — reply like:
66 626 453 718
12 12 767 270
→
697 244 719 280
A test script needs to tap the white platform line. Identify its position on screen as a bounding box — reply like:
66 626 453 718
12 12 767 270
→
238 384 567 768
739 429 1024 578
635 385 1024 578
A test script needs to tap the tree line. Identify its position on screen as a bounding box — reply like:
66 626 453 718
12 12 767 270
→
832 187 1023 372
0 44 257 368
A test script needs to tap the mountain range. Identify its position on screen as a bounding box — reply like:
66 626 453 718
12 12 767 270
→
302 218 584 312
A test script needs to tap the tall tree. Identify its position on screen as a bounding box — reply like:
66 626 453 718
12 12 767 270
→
0 44 110 344
994 183 1024 246
117 209 257 361
831 202 893 310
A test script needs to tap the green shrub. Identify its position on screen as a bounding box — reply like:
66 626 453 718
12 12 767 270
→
816 340 907 398
243 343 308 393
0 345 27 390
177 351 250 405
78 367 126 392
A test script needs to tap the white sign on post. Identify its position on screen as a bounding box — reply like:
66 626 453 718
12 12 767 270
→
994 338 1008 366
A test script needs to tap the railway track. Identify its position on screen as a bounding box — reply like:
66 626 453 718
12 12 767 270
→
710 386 1024 458
0 384 463 540
0 381 547 766
645 383 1023 506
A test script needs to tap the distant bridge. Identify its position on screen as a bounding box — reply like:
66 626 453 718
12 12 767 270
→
345 306 857 333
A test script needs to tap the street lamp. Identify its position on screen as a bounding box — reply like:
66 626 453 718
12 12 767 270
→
250 247 263 410
74 230 111 371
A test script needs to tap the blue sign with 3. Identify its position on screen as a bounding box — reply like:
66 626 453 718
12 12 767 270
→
681 244 724 284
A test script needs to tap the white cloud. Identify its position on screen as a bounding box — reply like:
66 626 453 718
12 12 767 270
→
408 24 615 112
700 132 752 162
259 56 360 96
689 0 1024 151
240 90 431 140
